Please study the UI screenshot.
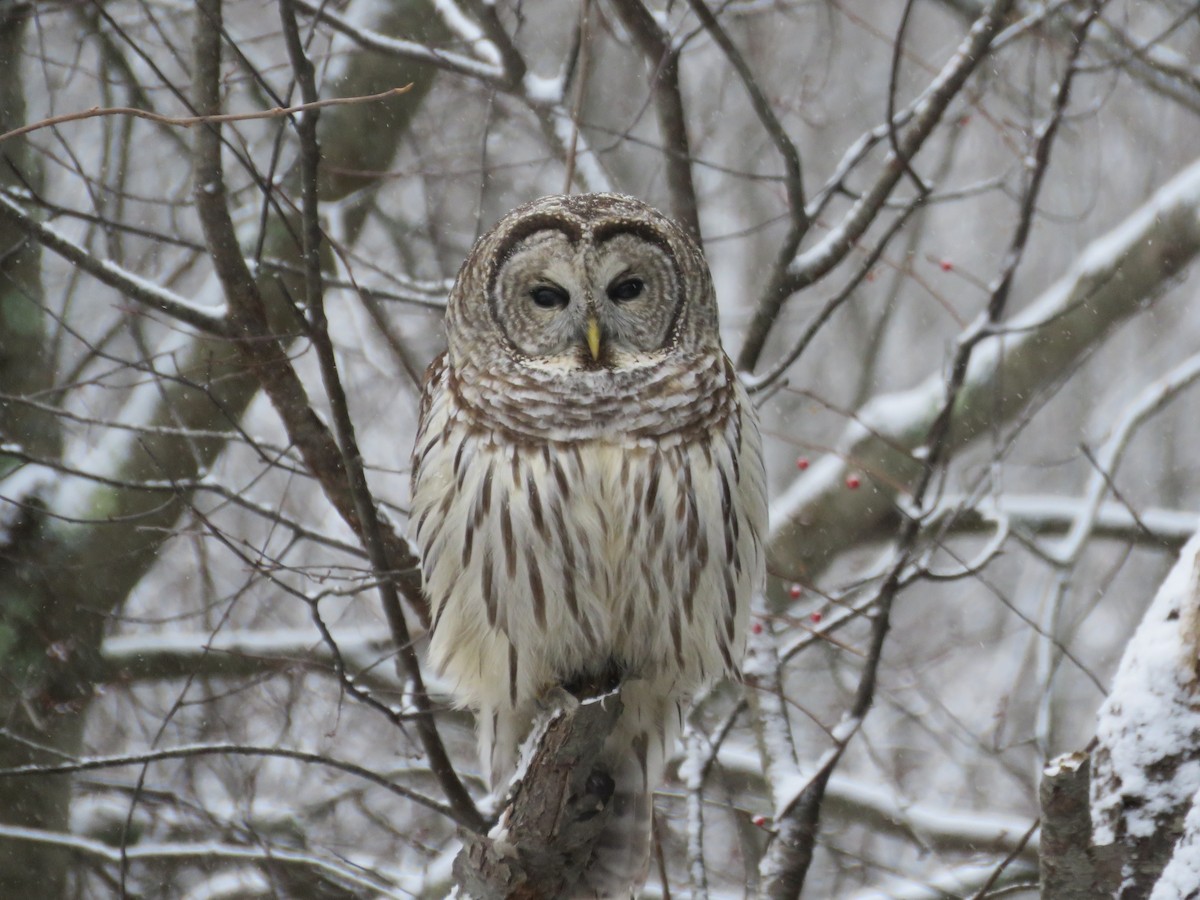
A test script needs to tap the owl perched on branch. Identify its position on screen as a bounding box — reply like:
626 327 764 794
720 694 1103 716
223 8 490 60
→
410 193 766 897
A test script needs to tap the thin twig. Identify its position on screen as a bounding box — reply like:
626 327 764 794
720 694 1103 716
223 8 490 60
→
0 743 455 820
683 0 807 229
563 0 592 193
759 5 1102 894
0 85 412 145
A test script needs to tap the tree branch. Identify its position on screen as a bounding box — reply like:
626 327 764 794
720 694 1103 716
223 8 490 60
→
452 690 624 898
277 0 482 832
1040 751 1099 899
0 192 229 335
608 0 702 240
1092 529 1200 895
0 86 412 145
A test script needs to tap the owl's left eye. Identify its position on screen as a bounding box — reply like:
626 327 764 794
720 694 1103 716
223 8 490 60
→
608 277 644 302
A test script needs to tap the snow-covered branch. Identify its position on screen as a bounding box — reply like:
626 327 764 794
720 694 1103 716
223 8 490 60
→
930 494 1197 552
736 0 1016 371
292 0 506 84
98 627 400 692
717 744 1038 861
0 191 228 333
0 822 405 897
767 156 1200 587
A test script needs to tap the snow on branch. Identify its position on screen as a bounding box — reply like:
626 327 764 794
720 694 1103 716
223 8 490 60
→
98 627 401 692
1049 351 1200 565
0 191 228 333
292 0 506 84
1091 527 1200 896
931 494 1197 552
767 156 1200 586
0 822 404 897
293 0 613 195
717 744 1038 861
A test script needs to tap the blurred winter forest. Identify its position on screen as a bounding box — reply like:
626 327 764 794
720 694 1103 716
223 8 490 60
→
3 0 1200 897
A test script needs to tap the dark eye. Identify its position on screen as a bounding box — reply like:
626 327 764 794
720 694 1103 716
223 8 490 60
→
530 285 569 309
608 277 644 302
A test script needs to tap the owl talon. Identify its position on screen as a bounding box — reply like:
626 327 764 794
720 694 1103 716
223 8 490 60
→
563 658 624 701
574 769 616 822
539 685 581 715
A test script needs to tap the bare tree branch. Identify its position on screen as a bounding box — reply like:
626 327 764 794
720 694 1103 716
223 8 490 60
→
608 0 702 239
0 86 412 145
277 0 483 832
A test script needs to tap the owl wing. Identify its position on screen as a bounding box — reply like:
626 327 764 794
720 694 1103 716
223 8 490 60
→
412 352 448 481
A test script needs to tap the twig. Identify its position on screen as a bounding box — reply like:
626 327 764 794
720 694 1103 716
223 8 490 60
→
0 822 404 897
758 6 1102 894
563 0 593 193
0 743 455 822
683 0 807 229
745 196 924 393
887 0 931 195
0 85 412 145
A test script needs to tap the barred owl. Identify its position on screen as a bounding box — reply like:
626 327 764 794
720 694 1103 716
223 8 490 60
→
410 193 766 897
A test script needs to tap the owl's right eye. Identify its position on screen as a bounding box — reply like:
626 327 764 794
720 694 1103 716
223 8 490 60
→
530 285 569 309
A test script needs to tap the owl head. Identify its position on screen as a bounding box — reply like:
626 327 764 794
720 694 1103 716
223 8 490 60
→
445 194 721 374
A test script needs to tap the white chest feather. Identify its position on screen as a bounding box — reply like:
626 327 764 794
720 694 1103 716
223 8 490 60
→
409 367 767 718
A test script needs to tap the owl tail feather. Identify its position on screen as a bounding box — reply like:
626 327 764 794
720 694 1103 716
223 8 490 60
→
572 684 678 900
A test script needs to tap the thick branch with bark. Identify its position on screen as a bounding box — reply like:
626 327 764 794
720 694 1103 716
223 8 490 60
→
453 691 623 898
1040 751 1112 899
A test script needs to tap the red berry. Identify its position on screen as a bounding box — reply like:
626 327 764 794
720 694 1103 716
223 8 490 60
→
752 815 767 828
796 456 809 470
788 584 802 600
939 259 953 272
846 474 861 489
750 622 763 635
810 612 823 624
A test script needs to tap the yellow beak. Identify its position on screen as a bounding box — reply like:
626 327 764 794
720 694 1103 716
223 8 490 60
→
586 316 602 361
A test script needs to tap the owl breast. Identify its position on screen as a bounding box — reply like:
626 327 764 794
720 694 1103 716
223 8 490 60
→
409 352 767 724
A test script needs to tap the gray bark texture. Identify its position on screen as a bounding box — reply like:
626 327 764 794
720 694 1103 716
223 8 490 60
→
453 692 624 899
